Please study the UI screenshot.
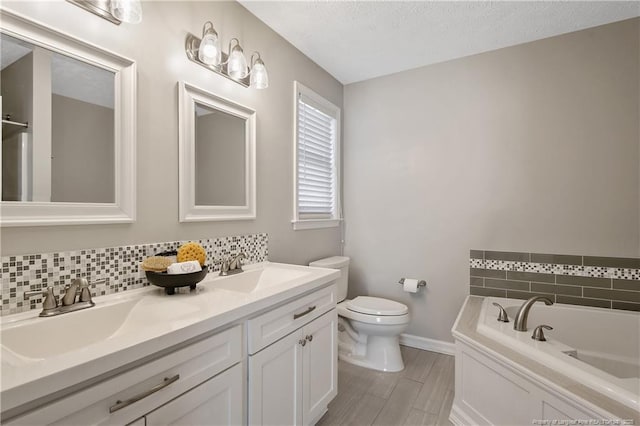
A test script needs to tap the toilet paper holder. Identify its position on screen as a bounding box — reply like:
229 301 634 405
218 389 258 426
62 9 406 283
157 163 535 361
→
398 278 427 288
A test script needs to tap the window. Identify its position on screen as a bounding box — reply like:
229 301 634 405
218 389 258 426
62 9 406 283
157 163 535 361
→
292 82 341 230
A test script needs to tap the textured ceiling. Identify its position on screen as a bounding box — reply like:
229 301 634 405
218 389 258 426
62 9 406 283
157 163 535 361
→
1 34 114 109
240 1 640 84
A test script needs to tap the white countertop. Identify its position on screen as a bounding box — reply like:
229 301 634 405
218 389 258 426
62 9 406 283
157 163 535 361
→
0 262 339 414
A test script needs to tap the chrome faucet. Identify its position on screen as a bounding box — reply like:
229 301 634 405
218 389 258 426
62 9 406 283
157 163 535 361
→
219 253 246 276
513 296 553 331
23 278 96 317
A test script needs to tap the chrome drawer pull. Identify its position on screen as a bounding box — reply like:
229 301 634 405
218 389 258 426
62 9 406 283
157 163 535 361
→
293 305 316 320
109 374 180 413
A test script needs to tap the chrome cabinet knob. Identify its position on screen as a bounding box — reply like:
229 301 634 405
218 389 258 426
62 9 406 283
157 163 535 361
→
306 335 313 342
299 339 306 347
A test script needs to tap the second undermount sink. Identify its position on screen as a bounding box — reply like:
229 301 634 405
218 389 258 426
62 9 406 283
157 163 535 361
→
206 265 313 294
1 298 141 360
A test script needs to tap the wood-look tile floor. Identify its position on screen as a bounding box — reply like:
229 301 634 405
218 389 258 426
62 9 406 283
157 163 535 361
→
317 346 455 426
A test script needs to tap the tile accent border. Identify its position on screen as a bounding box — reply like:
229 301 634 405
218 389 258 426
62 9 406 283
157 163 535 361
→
469 250 640 312
0 233 268 316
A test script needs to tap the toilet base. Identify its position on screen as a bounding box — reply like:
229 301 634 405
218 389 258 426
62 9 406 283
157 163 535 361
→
338 334 405 372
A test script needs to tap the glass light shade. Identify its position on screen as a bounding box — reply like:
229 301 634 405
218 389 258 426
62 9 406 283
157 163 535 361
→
227 46 248 80
250 60 269 89
198 32 221 66
110 0 142 24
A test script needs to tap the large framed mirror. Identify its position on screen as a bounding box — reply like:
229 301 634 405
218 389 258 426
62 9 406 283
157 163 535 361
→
0 9 136 226
178 82 256 222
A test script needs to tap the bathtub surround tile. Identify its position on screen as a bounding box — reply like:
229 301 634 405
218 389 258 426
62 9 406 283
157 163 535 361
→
583 256 640 269
530 282 582 297
470 277 484 289
612 279 640 292
470 268 506 279
470 287 507 298
506 271 555 283
505 290 556 302
469 249 638 312
0 233 269 316
484 278 529 292
611 301 640 312
555 295 612 309
530 253 583 265
484 251 530 262
583 288 640 303
555 275 612 288
470 250 484 259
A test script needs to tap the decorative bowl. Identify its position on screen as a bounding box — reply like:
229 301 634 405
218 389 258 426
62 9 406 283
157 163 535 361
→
145 266 208 295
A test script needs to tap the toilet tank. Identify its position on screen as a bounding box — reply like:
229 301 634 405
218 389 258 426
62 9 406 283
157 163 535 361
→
309 256 350 302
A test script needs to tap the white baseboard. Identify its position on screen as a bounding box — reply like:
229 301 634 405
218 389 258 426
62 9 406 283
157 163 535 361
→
399 333 456 356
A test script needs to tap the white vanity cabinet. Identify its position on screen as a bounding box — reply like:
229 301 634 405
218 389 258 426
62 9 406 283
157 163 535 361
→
248 285 338 426
134 362 243 426
6 325 243 426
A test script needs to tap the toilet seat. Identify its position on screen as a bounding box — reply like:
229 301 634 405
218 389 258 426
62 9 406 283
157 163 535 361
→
347 296 408 316
338 300 410 325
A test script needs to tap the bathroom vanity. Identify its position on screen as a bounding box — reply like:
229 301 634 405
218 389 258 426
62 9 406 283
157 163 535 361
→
0 262 339 425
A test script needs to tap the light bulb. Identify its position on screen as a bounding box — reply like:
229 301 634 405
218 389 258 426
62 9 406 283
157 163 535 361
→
228 45 248 80
110 0 142 24
198 31 221 66
250 59 269 89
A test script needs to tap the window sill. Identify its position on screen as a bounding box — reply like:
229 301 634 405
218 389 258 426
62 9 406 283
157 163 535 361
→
291 219 341 230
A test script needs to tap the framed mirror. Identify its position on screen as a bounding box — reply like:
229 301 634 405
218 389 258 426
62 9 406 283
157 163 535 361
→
0 9 136 226
178 82 256 222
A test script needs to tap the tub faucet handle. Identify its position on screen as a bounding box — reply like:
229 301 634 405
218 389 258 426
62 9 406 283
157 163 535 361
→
492 302 509 323
531 325 553 342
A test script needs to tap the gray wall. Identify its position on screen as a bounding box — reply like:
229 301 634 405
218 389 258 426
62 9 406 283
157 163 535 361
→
1 1 343 266
343 19 640 342
51 94 115 203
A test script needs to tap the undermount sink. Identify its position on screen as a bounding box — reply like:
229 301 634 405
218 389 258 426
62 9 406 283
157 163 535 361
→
206 266 312 293
1 298 140 360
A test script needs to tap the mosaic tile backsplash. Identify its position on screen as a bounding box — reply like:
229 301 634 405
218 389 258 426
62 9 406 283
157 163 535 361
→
1 233 268 316
469 250 640 312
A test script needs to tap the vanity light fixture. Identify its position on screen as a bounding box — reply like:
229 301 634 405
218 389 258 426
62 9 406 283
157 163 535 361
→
66 0 142 25
185 21 269 89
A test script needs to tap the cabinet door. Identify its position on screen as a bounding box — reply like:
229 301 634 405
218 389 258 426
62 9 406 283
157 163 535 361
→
249 328 304 426
302 309 338 425
145 363 242 426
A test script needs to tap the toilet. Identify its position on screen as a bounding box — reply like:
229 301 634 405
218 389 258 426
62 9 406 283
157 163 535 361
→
309 256 410 372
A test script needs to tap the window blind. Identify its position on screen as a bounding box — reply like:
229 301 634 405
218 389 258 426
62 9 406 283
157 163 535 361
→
297 94 337 218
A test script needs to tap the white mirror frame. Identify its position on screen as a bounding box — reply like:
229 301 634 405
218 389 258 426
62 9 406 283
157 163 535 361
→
0 9 136 227
178 82 256 222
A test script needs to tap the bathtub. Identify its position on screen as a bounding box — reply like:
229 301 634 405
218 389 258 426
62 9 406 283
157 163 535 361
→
478 297 639 410
451 296 640 425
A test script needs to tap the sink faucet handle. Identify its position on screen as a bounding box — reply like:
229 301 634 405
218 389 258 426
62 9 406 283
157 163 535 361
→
492 302 510 323
42 287 58 310
78 279 93 303
531 324 553 342
229 252 246 270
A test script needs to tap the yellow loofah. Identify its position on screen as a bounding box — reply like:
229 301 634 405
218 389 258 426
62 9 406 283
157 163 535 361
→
177 242 206 266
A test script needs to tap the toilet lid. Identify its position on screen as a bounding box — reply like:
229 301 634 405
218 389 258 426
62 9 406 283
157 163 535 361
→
346 296 408 316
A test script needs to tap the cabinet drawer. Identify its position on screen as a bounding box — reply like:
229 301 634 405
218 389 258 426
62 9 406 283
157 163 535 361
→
7 325 242 426
248 285 336 354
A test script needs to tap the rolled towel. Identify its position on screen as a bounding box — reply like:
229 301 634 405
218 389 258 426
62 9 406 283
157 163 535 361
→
167 260 202 275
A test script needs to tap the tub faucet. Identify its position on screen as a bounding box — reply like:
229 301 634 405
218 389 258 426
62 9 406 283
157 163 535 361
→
513 296 553 332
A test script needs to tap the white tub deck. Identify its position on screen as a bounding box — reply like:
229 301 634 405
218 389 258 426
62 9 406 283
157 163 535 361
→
451 296 640 425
